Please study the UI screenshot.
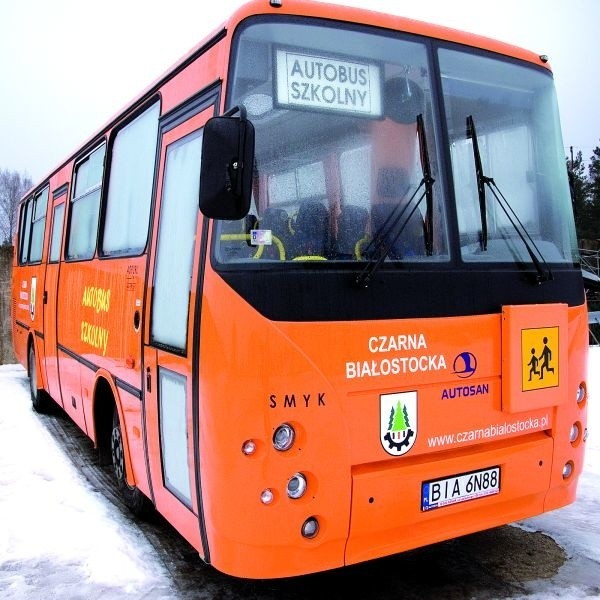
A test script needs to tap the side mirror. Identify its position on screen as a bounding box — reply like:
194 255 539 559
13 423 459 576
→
199 106 255 220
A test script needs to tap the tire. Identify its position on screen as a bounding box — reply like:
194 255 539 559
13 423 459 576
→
111 407 153 518
28 343 48 413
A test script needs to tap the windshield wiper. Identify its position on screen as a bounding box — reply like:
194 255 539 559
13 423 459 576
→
466 115 489 251
356 114 434 288
418 114 435 256
466 115 553 284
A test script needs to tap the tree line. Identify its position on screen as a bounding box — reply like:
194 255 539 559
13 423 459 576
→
0 169 32 246
569 143 600 244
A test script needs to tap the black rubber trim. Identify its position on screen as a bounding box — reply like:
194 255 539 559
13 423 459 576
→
52 183 69 199
214 266 584 322
114 377 142 400
160 80 222 132
56 344 142 400
193 217 211 563
57 344 99 373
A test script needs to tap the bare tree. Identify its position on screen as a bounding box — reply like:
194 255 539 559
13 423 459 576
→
0 168 33 246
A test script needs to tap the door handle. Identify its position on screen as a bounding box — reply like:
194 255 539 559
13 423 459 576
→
146 367 151 393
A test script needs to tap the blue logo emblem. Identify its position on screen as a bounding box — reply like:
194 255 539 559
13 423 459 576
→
453 352 477 378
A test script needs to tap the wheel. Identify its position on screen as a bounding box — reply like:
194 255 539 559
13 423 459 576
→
111 407 152 517
28 343 48 413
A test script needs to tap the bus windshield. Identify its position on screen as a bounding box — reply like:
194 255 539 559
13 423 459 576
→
438 48 579 265
216 18 577 269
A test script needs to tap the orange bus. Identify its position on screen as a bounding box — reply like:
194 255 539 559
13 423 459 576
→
12 0 588 579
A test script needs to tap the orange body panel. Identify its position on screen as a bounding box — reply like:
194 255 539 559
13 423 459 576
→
347 433 553 564
196 264 587 578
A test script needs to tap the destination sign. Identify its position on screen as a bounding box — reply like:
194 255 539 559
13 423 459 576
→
275 49 382 117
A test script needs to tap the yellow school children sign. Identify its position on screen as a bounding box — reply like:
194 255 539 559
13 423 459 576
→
502 304 566 412
521 326 559 391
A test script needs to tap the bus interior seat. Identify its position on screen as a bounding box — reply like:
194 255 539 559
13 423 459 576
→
336 205 369 260
292 200 330 259
372 166 425 258
376 166 410 199
371 202 425 259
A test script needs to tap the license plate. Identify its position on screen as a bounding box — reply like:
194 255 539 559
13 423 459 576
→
421 466 500 511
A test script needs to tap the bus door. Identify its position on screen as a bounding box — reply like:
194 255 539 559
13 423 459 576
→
142 103 214 552
43 190 67 406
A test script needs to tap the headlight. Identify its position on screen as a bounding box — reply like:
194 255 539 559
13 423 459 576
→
287 473 307 499
569 423 580 445
260 489 274 505
301 517 319 539
273 423 295 451
241 440 256 455
562 461 574 479
576 383 586 405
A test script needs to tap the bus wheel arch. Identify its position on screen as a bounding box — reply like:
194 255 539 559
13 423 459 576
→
27 335 48 413
93 376 118 466
93 373 152 517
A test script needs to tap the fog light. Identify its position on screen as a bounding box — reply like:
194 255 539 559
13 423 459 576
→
261 489 274 504
242 440 256 455
562 461 574 479
569 423 580 444
287 473 307 499
576 383 586 405
301 516 319 539
273 423 295 451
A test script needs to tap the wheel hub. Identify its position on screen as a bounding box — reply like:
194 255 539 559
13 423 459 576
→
111 426 125 482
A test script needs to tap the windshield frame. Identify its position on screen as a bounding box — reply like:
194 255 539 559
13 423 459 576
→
211 13 579 276
435 41 579 269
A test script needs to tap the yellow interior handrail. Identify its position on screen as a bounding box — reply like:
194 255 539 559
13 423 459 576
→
220 233 286 260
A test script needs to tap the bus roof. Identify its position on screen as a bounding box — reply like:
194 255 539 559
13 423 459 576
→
226 0 550 70
23 0 551 201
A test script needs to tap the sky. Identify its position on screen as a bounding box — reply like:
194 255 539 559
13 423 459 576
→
0 349 599 598
0 0 599 184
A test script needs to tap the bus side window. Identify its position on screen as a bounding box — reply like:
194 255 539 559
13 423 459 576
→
49 203 65 263
67 144 106 260
29 187 49 263
18 198 34 264
151 129 203 352
101 100 160 257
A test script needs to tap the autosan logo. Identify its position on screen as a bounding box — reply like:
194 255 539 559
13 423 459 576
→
380 391 417 457
441 351 488 400
452 352 477 378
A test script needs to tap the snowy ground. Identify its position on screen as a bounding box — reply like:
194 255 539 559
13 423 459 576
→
0 364 175 599
0 350 599 599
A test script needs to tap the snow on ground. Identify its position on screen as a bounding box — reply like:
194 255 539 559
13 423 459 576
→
0 349 599 598
521 367 600 565
514 346 600 599
0 364 173 599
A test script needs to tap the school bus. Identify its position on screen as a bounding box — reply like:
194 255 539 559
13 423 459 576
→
12 0 588 579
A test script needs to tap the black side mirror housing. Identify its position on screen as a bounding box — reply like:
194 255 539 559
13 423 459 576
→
199 107 255 220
